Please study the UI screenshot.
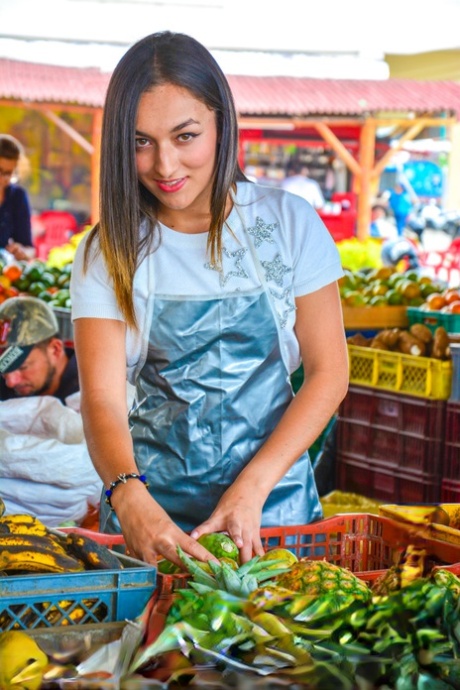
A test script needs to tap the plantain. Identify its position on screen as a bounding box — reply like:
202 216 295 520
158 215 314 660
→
45 600 87 626
0 544 84 574
0 533 69 555
0 514 50 536
64 532 122 570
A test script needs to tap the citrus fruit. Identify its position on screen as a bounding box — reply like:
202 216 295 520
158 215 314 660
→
0 630 48 690
157 558 181 574
197 533 239 562
426 293 447 311
259 547 298 569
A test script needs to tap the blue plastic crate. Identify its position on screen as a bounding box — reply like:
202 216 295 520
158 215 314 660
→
0 552 156 631
450 344 460 402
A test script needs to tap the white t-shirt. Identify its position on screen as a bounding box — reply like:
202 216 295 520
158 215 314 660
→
71 182 343 380
280 175 325 209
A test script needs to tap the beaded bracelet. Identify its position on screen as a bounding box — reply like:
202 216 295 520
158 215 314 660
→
105 472 149 511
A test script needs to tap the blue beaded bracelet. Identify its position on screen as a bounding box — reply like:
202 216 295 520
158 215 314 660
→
105 472 149 511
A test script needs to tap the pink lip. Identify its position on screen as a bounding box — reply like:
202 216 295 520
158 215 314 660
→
156 177 187 193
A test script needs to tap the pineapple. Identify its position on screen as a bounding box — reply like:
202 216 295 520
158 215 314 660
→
432 567 460 597
275 558 370 602
372 545 427 596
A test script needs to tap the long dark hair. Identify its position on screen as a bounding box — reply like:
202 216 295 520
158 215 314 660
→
85 31 246 328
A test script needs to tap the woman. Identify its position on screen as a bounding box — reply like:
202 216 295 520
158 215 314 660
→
0 134 35 260
70 31 348 567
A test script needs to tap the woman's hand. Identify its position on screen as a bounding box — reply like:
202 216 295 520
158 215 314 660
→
6 240 35 261
190 482 265 563
111 480 217 567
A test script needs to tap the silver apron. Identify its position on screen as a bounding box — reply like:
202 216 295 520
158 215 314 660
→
100 240 322 534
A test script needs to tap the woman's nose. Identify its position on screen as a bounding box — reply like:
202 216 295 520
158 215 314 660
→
154 144 178 179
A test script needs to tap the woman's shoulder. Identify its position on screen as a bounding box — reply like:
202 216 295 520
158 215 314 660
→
5 184 27 201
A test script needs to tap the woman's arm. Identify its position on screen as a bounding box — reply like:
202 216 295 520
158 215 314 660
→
74 316 217 566
191 281 349 561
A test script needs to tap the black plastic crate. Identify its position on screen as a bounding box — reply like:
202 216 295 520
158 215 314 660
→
337 452 441 504
442 401 460 480
338 385 446 476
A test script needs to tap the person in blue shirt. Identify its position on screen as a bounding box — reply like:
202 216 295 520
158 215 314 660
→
0 134 35 260
388 182 413 238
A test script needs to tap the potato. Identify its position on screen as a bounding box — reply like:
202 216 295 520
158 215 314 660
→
432 326 451 360
346 333 370 347
397 331 426 356
374 328 401 349
410 323 433 344
370 337 390 350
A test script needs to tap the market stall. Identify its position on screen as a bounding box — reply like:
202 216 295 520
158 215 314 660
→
2 57 460 239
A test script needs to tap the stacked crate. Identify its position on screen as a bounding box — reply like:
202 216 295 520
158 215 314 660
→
441 401 460 502
337 386 446 503
337 302 460 503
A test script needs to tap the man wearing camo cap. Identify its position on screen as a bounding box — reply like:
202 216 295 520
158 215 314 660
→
0 296 79 402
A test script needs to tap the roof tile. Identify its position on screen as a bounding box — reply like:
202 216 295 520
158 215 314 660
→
2 58 460 116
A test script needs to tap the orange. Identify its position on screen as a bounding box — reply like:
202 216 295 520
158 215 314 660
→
448 300 460 314
2 265 22 282
443 289 460 305
426 292 447 311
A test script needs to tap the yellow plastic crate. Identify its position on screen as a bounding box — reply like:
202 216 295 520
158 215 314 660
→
348 344 452 400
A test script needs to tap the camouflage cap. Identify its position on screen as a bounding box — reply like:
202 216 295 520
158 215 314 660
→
0 296 59 374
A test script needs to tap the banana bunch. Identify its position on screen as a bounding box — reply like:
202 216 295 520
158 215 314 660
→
0 513 52 537
0 533 84 575
0 513 83 574
0 513 122 575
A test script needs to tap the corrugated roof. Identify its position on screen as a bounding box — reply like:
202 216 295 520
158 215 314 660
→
2 57 460 117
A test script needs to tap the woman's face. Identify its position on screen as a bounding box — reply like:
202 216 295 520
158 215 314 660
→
135 83 219 228
0 157 16 193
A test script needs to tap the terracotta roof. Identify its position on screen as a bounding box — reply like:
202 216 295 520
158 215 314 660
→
2 57 460 117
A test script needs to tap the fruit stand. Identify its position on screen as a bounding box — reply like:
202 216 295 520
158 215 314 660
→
2 250 460 688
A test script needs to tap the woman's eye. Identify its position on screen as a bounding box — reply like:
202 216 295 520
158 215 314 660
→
135 137 150 149
178 132 198 142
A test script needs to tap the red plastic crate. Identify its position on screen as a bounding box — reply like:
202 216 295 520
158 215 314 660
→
442 401 460 479
140 514 460 648
338 385 446 475
337 452 441 503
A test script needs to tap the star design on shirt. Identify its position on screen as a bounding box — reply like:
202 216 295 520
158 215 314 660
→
204 246 249 287
247 216 279 247
261 253 292 287
270 287 296 328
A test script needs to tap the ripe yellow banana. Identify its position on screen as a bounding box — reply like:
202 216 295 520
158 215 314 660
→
0 544 84 574
0 514 50 537
0 534 68 555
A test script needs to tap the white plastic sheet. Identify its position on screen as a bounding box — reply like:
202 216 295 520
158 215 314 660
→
0 394 102 526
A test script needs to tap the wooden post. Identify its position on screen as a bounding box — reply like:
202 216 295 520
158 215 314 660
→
356 120 376 241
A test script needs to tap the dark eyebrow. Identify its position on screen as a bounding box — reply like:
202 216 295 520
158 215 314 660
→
135 118 200 138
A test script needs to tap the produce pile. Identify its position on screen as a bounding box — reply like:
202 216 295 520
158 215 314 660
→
0 259 72 309
339 267 450 308
347 324 452 360
6 531 460 690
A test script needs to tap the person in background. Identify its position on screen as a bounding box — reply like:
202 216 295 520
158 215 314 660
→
70 31 348 568
0 296 79 402
369 203 397 240
381 237 420 271
0 135 35 261
280 160 325 209
388 182 413 237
